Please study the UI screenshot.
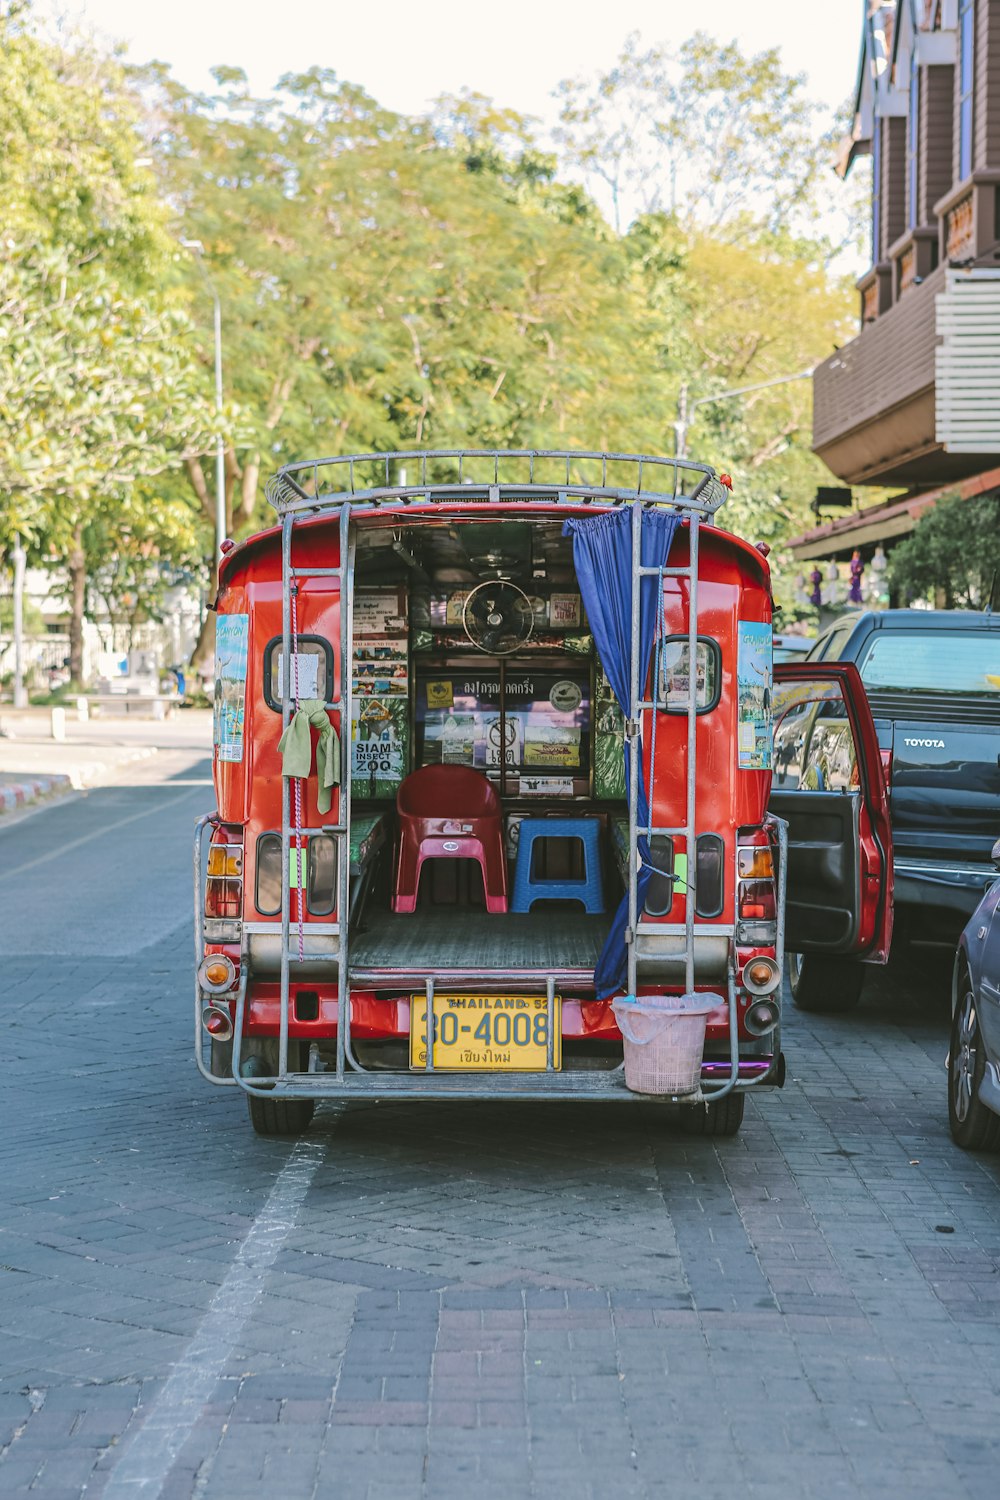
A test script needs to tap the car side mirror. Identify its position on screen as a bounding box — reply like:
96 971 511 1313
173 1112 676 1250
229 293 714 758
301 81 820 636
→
993 836 1000 871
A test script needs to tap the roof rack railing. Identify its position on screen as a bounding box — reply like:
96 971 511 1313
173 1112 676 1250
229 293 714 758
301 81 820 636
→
264 448 730 517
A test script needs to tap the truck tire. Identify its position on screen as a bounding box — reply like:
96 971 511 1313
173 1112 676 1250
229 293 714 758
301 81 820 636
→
788 954 864 1013
247 1095 315 1136
210 1038 233 1079
948 974 1000 1152
678 1092 745 1137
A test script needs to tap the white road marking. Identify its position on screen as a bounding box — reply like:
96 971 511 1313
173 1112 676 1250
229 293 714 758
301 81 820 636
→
101 1133 328 1499
0 788 201 882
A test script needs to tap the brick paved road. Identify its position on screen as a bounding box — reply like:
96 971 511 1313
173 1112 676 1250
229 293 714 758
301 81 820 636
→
2 745 999 1499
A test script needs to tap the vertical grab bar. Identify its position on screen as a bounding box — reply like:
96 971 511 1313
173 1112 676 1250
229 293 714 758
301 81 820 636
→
279 513 293 1079
627 500 643 1000
338 508 357 1077
684 514 699 996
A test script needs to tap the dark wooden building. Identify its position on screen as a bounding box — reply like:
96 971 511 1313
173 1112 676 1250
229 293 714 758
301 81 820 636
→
792 1 1000 564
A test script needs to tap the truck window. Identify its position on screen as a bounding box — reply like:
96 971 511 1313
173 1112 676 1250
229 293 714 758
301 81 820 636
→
772 681 858 792
859 633 999 693
657 637 721 712
263 635 333 712
811 623 854 662
256 831 337 915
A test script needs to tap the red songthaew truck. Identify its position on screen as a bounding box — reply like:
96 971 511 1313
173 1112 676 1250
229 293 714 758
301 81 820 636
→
195 450 892 1136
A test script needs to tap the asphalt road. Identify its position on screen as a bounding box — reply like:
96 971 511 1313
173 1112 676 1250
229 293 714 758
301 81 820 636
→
1 750 999 1500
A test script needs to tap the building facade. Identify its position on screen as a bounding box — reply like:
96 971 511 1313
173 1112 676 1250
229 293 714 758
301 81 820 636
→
791 0 1000 571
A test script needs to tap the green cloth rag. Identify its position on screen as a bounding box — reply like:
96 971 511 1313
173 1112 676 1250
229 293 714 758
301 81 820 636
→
277 699 341 814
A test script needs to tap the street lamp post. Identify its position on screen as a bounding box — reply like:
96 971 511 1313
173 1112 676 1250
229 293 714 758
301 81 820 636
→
673 368 815 460
181 240 226 563
11 533 27 709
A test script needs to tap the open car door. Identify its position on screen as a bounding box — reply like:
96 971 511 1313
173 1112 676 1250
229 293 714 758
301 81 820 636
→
770 662 893 968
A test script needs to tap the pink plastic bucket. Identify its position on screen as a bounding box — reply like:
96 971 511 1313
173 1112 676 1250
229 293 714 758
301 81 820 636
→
611 993 722 1096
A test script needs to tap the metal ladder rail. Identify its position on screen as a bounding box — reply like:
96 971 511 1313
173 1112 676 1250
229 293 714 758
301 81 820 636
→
627 504 701 1000
627 506 743 1103
337 516 357 1080
277 503 354 1082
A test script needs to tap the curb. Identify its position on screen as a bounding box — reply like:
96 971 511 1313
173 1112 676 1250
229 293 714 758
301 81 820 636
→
0 774 73 814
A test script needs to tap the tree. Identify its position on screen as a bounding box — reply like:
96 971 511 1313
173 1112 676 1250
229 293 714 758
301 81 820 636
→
0 242 215 677
554 32 830 237
139 67 670 662
624 217 856 548
0 11 214 680
887 492 1000 609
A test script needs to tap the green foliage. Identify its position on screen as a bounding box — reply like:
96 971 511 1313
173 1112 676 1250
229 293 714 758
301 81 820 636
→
887 492 1000 608
0 243 213 535
0 8 169 277
0 593 45 634
1 7 861 676
145 67 670 536
555 32 830 237
0 7 216 674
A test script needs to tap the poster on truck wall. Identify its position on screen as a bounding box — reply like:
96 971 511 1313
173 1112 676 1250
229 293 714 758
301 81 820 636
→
351 698 408 797
736 620 772 770
214 614 249 763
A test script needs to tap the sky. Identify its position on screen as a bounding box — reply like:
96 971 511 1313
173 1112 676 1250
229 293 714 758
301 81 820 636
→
57 0 861 132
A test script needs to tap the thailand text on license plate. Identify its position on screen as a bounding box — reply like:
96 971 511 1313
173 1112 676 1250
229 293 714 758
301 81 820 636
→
409 994 562 1071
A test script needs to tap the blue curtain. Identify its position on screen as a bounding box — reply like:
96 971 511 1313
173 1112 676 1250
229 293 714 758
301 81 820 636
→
563 507 679 999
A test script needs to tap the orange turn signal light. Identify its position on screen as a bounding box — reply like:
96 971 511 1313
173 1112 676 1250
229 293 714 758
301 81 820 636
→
737 846 773 879
741 954 780 995
198 954 237 993
207 847 243 878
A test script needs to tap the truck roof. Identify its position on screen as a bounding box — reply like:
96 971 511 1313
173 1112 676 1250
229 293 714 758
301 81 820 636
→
219 448 755 589
831 609 1000 633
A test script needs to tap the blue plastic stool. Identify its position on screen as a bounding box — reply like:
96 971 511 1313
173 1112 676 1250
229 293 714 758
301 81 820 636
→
511 818 605 914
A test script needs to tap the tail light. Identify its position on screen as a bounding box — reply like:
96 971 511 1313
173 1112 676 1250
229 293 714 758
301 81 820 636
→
205 824 244 928
879 748 892 787
738 881 776 920
742 954 781 994
737 832 777 941
744 998 780 1036
198 953 237 993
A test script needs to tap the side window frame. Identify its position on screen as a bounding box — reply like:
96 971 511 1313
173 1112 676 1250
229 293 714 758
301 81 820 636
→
262 634 334 714
255 830 338 916
656 635 722 715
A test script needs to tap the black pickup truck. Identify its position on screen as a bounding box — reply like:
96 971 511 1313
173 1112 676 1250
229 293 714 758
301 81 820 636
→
775 609 1000 1010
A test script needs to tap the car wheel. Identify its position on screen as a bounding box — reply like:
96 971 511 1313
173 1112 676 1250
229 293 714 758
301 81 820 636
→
788 953 864 1013
247 1095 316 1137
677 1092 745 1137
948 976 1000 1152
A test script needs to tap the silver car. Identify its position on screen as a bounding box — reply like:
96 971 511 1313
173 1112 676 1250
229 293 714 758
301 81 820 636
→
949 837 1000 1149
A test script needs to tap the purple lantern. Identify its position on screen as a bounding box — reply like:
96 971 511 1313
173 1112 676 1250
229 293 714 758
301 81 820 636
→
809 567 822 607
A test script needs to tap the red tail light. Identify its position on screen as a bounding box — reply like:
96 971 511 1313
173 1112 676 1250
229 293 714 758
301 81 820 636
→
879 748 892 787
205 824 244 919
737 829 777 933
738 879 776 920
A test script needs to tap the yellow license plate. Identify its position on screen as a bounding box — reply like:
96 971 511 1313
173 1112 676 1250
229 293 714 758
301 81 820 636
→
410 994 562 1071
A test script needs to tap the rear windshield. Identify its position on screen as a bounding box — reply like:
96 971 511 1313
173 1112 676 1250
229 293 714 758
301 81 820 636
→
859 632 1000 693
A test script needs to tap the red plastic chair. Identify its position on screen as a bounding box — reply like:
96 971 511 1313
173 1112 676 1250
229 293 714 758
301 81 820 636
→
392 765 508 914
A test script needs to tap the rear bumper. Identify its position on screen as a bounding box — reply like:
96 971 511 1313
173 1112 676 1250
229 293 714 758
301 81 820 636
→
894 856 997 926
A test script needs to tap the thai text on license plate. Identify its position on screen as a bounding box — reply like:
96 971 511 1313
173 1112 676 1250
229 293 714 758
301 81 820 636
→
409 994 561 1071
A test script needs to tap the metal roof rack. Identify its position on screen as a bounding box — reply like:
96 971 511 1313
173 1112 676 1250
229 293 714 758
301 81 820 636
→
265 448 731 517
